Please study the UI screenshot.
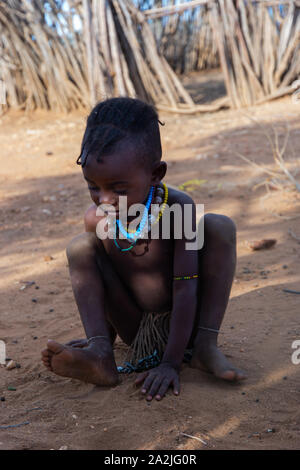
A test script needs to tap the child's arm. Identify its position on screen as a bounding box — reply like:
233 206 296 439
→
162 196 198 369
136 194 198 400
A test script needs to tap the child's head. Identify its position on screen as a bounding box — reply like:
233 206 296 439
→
77 97 167 210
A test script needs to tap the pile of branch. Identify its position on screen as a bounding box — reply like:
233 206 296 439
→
138 1 219 74
0 0 90 112
1 0 225 113
83 0 197 111
209 0 300 107
1 0 298 113
143 0 300 107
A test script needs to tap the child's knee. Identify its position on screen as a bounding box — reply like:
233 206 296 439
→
66 232 98 263
204 213 236 246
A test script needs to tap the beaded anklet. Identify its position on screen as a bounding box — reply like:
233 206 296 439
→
87 335 110 343
197 326 219 333
173 274 198 281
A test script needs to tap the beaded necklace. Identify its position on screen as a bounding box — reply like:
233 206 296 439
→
126 182 168 233
113 183 168 252
117 185 155 241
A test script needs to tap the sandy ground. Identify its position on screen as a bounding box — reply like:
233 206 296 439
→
0 87 300 450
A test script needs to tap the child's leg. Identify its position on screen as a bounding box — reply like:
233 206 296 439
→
41 232 143 385
190 213 246 381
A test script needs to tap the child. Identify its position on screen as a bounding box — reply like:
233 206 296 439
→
41 97 245 401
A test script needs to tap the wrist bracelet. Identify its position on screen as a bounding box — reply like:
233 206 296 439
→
173 274 198 281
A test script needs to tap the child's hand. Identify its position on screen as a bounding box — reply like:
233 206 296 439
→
135 362 180 401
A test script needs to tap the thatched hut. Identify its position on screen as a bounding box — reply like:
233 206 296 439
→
0 0 299 113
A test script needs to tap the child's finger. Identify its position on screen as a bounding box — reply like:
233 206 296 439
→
141 373 156 395
172 376 180 396
147 376 163 400
155 378 171 400
135 371 148 385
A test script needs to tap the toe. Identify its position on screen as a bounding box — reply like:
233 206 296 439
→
218 369 237 381
235 369 247 381
41 348 53 358
42 357 53 371
219 368 247 382
47 339 65 355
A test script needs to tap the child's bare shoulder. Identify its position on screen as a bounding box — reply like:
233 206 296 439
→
166 185 195 207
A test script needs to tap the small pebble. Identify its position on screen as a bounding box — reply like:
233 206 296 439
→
282 265 288 269
49 309 54 312
6 360 17 370
249 432 261 439
31 298 37 303
243 267 252 274
35 286 40 290
241 392 246 395
33 336 38 340
0 397 5 402
283 376 287 380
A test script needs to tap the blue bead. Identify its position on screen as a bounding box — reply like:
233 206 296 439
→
115 186 154 241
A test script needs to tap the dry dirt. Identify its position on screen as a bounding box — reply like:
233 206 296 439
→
0 92 300 450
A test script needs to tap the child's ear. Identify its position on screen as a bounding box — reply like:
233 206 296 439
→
151 161 167 185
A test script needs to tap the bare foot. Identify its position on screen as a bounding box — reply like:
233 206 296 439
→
190 331 246 382
41 339 119 386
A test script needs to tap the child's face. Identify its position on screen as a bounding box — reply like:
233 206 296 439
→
82 141 165 215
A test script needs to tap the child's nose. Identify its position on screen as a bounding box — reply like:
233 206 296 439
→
98 192 115 207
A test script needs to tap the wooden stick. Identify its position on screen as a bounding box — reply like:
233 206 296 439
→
143 0 212 20
180 432 208 445
83 0 96 106
143 0 298 19
288 228 300 242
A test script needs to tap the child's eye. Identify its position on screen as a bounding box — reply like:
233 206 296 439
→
88 186 98 191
